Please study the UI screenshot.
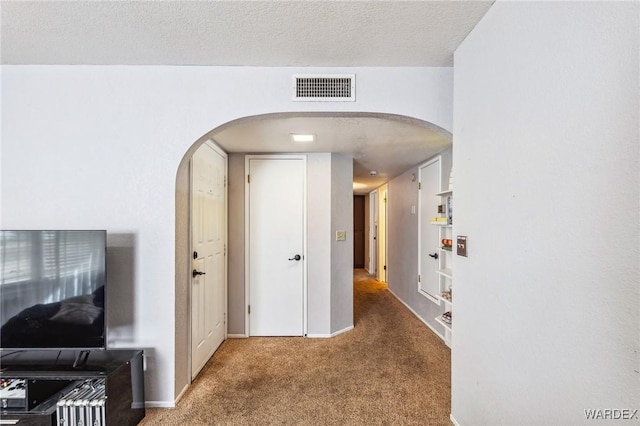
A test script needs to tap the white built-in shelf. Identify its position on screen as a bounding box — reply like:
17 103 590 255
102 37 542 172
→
436 268 453 279
430 223 453 227
435 294 453 305
436 189 453 196
435 315 452 332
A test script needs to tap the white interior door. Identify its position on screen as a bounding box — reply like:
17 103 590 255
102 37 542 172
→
418 157 441 300
191 142 227 379
369 190 377 276
378 186 388 283
247 155 306 336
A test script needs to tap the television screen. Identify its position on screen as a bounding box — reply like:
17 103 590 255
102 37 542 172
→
0 230 106 349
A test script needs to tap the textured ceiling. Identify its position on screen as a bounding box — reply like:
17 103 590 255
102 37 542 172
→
1 1 493 66
1 0 490 194
212 114 451 194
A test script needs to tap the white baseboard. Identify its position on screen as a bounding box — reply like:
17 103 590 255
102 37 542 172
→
450 413 461 426
145 400 176 408
227 334 248 338
331 325 354 337
307 325 354 339
386 287 444 341
174 383 189 405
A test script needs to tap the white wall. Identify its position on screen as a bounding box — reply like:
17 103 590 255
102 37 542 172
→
330 154 354 334
386 148 451 337
0 66 452 405
452 2 639 424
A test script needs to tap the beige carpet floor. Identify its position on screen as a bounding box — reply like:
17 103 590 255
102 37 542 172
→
141 269 451 425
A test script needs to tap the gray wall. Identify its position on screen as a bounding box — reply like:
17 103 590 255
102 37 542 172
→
452 2 639 424
306 154 332 336
227 153 246 335
363 193 370 272
330 154 354 334
385 148 451 336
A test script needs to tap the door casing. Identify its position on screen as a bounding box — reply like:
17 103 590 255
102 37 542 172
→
244 154 308 336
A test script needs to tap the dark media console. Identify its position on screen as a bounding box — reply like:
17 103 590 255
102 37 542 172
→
0 350 144 425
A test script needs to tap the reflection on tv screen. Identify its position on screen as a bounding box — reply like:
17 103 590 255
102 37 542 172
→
0 230 106 349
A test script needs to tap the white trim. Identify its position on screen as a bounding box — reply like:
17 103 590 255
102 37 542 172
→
450 414 461 426
245 154 308 337
174 383 189 405
227 334 248 338
331 325 354 337
417 155 442 304
369 189 377 277
145 400 176 408
306 325 354 339
386 287 444 341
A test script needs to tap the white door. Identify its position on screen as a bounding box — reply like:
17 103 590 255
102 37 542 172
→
191 142 227 379
378 186 388 283
369 190 377 276
418 157 441 300
247 156 305 336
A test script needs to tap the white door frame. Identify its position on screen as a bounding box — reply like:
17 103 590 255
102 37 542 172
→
369 190 378 275
189 140 228 381
244 154 308 337
417 155 441 303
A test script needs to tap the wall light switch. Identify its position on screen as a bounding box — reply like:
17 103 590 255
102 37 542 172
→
336 231 347 241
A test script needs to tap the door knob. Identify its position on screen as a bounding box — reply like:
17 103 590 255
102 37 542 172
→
288 254 302 261
192 269 206 278
428 253 439 259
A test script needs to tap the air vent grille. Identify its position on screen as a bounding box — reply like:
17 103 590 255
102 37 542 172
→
293 74 355 102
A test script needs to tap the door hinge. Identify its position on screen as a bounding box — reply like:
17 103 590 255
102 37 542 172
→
224 244 226 256
384 198 387 203
418 274 421 282
247 174 251 183
384 265 387 270
418 182 421 190
224 176 227 188
248 305 251 315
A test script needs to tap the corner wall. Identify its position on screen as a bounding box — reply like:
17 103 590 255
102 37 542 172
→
452 2 639 424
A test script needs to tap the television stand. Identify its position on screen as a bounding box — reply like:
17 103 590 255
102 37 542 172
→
72 350 91 369
0 349 145 425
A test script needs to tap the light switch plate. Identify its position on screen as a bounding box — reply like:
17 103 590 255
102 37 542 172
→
336 231 346 241
457 236 468 257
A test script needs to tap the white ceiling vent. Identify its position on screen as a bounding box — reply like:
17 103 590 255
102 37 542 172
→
293 74 355 102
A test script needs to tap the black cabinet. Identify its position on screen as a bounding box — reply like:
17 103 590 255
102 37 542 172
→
0 350 144 425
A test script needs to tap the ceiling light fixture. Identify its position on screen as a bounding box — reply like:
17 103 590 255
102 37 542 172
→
369 170 378 176
290 133 316 143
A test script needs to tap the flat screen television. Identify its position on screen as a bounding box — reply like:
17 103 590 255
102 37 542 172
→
0 230 106 350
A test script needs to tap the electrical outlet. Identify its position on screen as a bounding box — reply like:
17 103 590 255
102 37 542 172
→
336 231 347 241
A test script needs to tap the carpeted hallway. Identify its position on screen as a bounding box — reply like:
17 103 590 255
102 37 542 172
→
141 269 451 425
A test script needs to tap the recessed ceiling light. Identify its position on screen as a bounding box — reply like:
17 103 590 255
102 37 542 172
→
290 133 316 143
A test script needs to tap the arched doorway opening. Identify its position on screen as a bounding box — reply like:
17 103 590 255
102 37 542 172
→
173 111 452 398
